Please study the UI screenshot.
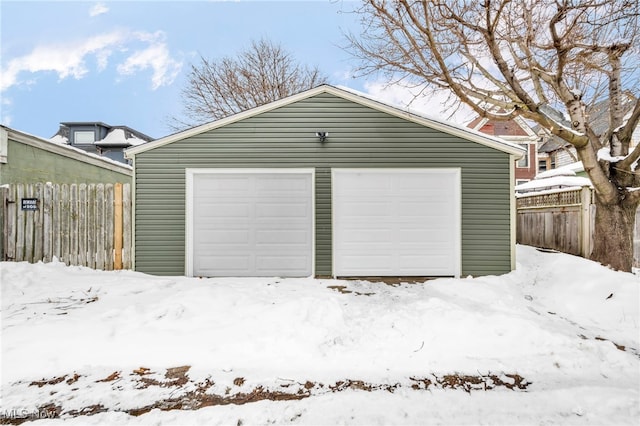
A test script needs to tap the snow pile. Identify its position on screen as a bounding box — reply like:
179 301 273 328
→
48 135 69 145
0 245 638 424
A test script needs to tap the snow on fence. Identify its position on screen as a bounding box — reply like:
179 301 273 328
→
1 182 131 270
516 186 640 267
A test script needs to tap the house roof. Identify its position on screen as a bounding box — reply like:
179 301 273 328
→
535 95 639 154
1 125 133 176
467 116 537 139
125 85 526 158
59 122 154 143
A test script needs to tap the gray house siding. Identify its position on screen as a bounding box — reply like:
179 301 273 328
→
134 93 512 276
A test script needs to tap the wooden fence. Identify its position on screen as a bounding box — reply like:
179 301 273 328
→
1 182 131 270
516 186 640 267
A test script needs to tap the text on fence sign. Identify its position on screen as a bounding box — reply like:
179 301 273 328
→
21 198 38 211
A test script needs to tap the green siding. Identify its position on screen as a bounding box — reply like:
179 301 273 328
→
134 93 513 276
1 138 131 184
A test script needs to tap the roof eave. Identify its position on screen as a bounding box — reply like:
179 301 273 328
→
125 85 527 159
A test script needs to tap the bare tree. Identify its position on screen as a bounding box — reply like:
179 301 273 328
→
172 38 328 128
348 0 640 271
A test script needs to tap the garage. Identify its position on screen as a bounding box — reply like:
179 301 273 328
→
128 85 525 277
186 169 314 277
332 169 461 277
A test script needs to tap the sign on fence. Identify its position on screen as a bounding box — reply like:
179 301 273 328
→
1 182 131 270
21 198 39 211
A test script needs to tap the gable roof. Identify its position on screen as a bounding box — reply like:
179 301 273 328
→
125 85 526 158
467 115 538 140
1 125 132 176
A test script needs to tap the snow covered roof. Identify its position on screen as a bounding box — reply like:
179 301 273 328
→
97 128 148 147
515 175 592 193
516 160 590 194
536 161 584 179
126 85 527 158
53 122 153 148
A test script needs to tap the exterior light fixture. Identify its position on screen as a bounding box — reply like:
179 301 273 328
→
315 131 328 143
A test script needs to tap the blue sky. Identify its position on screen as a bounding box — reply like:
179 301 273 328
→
0 0 373 139
1 0 468 140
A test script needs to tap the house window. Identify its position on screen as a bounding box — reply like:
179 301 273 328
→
74 130 95 144
538 159 548 171
517 144 529 168
516 179 529 186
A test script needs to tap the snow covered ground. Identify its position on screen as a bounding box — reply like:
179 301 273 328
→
1 245 638 425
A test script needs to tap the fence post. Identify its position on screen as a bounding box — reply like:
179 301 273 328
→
122 183 131 270
1 185 7 260
43 182 53 263
114 183 123 270
580 186 592 258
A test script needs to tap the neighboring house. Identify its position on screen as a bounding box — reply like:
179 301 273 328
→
536 97 640 173
1 125 133 184
467 115 539 185
537 133 578 171
51 122 153 164
125 85 525 279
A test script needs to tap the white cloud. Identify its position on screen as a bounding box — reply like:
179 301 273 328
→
89 2 109 17
117 42 182 90
1 30 182 92
1 31 128 91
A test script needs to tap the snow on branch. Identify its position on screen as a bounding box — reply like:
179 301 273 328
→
597 147 627 163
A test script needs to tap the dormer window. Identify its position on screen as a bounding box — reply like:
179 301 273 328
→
74 130 95 144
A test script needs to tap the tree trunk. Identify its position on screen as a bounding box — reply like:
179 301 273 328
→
590 196 637 271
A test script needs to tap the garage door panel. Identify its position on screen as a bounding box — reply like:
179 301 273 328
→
342 229 393 243
195 255 250 273
200 175 251 192
333 169 460 277
397 228 452 241
199 230 250 244
340 203 393 217
256 255 309 273
197 203 251 218
255 229 310 244
256 175 309 191
191 171 313 277
338 255 393 272
336 174 393 191
256 202 309 218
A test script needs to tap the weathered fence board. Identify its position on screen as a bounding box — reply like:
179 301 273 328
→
1 183 131 270
518 206 582 255
517 186 639 267
122 183 131 270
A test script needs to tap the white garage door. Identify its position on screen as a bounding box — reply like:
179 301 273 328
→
332 169 460 277
187 170 313 277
